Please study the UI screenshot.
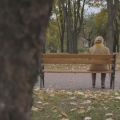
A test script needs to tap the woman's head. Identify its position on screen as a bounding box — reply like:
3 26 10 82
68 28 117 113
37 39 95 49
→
94 36 104 44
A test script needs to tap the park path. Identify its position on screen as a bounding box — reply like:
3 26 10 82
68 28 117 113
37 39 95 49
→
38 71 120 90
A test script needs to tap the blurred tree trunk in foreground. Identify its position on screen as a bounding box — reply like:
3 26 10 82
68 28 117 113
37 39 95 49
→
0 0 53 120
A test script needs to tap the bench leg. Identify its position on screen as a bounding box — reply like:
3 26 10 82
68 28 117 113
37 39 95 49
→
110 54 116 89
39 64 44 88
110 73 115 89
40 73 44 88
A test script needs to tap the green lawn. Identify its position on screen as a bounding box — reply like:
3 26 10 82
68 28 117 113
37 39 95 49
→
32 89 120 120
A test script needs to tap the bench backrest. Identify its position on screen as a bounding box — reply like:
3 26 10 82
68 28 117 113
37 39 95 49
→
42 53 113 65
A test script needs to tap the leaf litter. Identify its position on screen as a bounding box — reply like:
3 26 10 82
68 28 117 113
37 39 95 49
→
32 89 120 120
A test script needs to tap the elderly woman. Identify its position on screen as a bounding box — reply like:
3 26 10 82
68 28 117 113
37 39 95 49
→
89 36 110 89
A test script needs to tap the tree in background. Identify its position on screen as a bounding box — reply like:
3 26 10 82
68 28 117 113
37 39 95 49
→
84 0 120 51
0 0 53 120
49 0 86 53
113 0 120 52
94 9 108 38
82 14 96 47
87 0 120 52
46 0 120 53
47 0 109 52
82 9 108 47
46 19 60 53
106 0 120 52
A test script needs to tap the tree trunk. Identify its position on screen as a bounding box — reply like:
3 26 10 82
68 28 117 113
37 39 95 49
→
66 0 85 53
58 0 65 52
114 0 120 52
106 0 119 52
0 0 53 120
106 0 114 52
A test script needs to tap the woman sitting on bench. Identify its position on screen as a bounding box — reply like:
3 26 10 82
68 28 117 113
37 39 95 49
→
89 36 110 89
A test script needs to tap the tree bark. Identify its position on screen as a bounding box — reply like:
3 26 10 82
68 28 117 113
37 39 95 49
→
106 0 119 52
106 0 114 52
58 0 65 52
66 0 85 53
0 0 53 120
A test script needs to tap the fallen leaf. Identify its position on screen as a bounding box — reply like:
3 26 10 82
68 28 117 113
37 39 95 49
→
70 108 77 112
105 113 113 117
58 114 62 118
77 109 86 114
61 112 68 118
61 118 69 120
52 106 58 113
69 96 76 100
36 101 42 104
84 116 92 120
70 102 77 106
115 92 119 96
43 102 49 106
53 109 57 113
106 118 114 120
66 91 73 95
74 91 84 96
32 106 39 111
34 88 39 91
82 100 91 104
50 93 55 97
87 106 93 111
115 96 120 100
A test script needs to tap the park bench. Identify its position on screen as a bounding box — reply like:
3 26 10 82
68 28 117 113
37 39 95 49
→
40 53 116 89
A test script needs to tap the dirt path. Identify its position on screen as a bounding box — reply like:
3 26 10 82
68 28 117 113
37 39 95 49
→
38 71 120 90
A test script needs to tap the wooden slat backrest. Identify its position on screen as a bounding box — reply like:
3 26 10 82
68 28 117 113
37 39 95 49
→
42 53 113 64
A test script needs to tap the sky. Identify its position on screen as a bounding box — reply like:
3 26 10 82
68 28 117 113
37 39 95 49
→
85 5 101 14
86 7 101 14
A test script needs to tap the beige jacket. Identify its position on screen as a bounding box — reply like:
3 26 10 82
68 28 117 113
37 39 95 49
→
89 43 110 71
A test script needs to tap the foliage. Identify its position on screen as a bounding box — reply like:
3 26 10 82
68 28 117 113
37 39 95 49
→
83 14 97 45
94 9 108 37
87 0 106 7
82 8 108 46
46 19 60 52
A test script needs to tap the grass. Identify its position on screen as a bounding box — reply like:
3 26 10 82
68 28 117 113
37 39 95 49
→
32 89 120 120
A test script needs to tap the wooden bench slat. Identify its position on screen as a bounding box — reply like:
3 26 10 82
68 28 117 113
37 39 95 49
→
43 54 113 59
43 58 112 64
42 54 113 64
44 70 113 73
42 53 114 73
